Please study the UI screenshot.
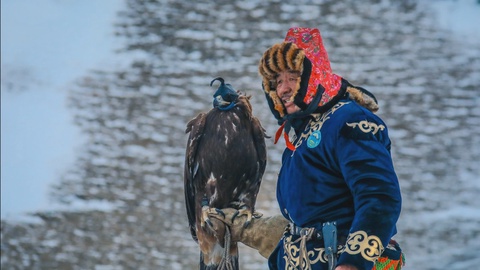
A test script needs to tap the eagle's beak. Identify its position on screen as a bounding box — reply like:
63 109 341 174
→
213 95 230 108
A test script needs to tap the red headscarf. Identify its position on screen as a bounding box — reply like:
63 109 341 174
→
259 27 343 122
284 27 342 108
259 27 345 150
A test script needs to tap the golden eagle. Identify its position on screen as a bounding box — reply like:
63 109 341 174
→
184 77 267 269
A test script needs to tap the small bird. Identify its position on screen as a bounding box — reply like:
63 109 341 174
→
184 77 267 269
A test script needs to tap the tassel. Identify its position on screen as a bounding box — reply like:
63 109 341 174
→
274 122 286 144
274 122 296 151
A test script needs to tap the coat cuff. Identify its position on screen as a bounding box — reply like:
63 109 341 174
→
337 230 384 270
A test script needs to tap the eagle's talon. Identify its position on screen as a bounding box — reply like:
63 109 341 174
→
213 208 225 218
229 207 253 228
231 210 240 223
253 211 263 218
201 206 215 229
205 218 213 228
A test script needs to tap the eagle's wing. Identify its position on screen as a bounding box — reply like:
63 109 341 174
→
184 112 207 242
251 116 267 172
248 116 267 207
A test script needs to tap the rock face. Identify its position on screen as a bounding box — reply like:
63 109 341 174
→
2 1 480 269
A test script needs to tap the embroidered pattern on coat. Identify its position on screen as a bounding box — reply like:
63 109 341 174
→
282 235 344 269
293 101 349 148
346 120 385 135
342 230 384 262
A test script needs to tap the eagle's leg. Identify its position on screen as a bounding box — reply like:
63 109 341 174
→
201 205 214 228
201 207 226 228
231 204 255 228
200 196 226 229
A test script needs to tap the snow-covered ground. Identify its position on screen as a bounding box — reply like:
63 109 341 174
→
1 0 479 269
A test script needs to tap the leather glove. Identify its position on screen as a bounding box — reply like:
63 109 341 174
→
208 208 289 258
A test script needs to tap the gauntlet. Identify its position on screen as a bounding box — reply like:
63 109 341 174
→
209 208 289 258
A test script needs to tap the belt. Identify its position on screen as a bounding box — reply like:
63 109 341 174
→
289 223 348 243
289 223 324 241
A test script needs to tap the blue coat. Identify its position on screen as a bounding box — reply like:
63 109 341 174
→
268 97 402 270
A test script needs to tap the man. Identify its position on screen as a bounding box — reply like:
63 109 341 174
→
209 27 403 270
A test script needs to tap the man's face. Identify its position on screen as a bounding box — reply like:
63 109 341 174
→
275 70 301 114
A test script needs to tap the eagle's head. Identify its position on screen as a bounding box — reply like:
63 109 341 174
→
211 77 239 111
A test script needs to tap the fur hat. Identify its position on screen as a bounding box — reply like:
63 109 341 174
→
259 27 344 122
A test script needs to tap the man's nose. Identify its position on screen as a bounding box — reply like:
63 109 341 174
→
277 83 290 96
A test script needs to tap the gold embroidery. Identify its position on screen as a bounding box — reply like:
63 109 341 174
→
346 120 385 135
282 235 344 268
293 101 349 148
342 231 384 262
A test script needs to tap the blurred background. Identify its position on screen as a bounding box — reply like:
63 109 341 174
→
1 0 479 269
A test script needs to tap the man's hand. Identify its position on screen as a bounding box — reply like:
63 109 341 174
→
208 208 288 258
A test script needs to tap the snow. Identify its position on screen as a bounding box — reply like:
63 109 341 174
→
175 29 215 40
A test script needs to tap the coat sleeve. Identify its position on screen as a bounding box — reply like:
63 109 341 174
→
335 113 402 270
